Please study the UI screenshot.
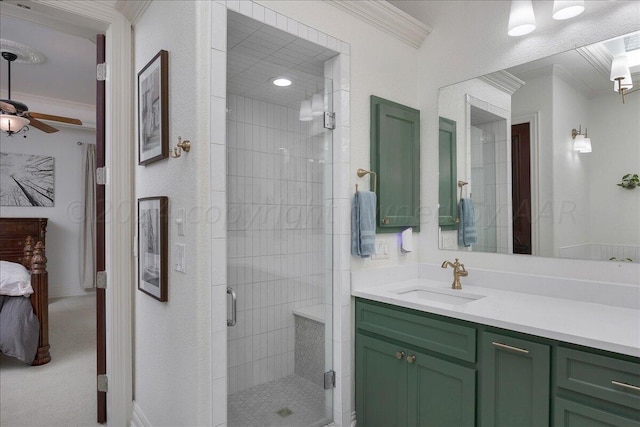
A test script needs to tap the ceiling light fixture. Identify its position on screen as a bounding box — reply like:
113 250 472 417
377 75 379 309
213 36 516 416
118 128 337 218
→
610 55 639 103
508 0 536 37
272 77 292 87
0 113 30 135
552 0 585 20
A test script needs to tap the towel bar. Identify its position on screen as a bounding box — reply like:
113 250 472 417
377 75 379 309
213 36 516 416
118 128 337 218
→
356 168 377 193
454 181 469 224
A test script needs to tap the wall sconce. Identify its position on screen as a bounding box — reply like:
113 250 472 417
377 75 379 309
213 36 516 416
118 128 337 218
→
571 126 591 153
610 55 638 104
170 136 191 158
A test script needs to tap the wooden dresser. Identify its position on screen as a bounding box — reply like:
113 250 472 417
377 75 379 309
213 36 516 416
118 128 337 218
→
0 218 48 264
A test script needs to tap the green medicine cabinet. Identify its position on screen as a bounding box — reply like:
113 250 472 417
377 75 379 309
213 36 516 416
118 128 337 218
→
439 117 458 231
370 96 420 233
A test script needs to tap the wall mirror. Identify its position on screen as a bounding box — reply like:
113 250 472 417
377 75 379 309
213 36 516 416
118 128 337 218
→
438 30 640 264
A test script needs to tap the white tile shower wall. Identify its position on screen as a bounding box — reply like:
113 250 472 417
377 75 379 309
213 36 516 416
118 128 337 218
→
226 93 328 394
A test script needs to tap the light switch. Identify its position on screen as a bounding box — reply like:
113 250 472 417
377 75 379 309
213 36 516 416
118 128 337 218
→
176 208 185 236
175 243 186 273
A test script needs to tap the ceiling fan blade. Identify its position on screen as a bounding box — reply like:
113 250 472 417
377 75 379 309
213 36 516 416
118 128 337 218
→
29 117 59 133
0 100 17 114
29 112 82 126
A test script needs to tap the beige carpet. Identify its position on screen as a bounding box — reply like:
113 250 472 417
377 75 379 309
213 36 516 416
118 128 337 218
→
0 294 100 427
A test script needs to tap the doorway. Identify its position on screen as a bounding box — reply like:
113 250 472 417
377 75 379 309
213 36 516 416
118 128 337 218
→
225 11 336 427
511 122 532 255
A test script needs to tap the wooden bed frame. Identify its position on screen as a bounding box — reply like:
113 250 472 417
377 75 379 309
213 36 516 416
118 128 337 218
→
21 236 51 365
0 218 50 366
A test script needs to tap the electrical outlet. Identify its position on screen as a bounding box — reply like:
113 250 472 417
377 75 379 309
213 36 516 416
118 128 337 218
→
175 244 186 273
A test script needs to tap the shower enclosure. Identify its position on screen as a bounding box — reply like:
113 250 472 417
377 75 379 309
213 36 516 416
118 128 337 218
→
225 11 335 427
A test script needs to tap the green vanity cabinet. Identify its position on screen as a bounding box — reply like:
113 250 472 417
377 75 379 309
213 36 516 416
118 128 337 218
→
355 297 640 427
355 299 476 427
554 347 640 427
479 331 550 427
370 96 420 233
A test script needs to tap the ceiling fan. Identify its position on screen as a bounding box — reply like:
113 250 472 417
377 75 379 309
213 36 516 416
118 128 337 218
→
0 51 83 136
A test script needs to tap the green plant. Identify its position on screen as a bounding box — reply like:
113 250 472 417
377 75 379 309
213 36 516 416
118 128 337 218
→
617 173 639 189
609 257 634 262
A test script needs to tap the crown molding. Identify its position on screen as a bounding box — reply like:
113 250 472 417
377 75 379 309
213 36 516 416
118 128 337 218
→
114 0 151 26
576 44 613 80
479 70 525 95
323 0 431 49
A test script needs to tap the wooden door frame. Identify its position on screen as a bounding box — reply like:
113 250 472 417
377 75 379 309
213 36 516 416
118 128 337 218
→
512 113 540 257
34 2 134 425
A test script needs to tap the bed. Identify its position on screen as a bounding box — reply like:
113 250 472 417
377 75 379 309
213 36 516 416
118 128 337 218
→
0 218 50 365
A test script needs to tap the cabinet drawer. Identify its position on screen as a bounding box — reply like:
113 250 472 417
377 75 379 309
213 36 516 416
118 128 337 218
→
557 347 640 411
554 397 640 427
355 299 476 362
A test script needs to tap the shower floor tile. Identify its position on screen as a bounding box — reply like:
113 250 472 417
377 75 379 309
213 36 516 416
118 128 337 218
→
228 374 330 427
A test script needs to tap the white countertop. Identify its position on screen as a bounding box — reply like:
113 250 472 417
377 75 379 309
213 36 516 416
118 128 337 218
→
353 278 640 358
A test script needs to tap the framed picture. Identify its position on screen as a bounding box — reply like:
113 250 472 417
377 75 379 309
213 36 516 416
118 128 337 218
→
138 196 168 301
0 152 54 206
138 50 169 165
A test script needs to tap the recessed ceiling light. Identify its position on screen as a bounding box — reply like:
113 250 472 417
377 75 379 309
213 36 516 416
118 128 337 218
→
272 77 292 87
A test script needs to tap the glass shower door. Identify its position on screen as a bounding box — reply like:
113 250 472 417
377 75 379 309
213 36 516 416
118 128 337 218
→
226 74 334 427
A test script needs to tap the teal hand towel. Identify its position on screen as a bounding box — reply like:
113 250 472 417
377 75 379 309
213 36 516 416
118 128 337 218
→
458 197 477 247
351 191 376 257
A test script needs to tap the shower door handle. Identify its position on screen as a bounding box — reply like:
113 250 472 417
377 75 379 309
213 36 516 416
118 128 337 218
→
227 287 237 327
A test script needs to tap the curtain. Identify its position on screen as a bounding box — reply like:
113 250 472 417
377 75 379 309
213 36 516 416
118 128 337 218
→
80 143 96 289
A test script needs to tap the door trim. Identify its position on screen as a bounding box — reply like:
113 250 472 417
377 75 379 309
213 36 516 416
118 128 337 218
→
512 113 540 257
36 2 134 425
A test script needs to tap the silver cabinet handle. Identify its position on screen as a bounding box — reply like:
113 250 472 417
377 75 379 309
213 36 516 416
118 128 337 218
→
227 287 237 327
395 351 405 360
611 380 640 392
492 341 529 354
407 355 416 363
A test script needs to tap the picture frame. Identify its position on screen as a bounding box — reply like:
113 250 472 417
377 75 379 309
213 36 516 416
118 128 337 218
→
138 50 169 165
138 196 168 301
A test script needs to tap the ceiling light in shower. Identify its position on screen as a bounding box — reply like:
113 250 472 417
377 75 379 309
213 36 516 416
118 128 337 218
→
272 77 292 87
299 100 312 121
311 94 324 116
552 0 585 20
508 0 536 37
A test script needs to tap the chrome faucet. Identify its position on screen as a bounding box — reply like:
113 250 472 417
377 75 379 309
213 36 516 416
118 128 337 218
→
441 258 468 290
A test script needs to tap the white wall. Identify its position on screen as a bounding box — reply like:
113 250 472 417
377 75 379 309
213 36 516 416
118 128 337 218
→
133 1 212 425
0 118 95 298
587 92 640 246
551 73 590 256
417 0 640 284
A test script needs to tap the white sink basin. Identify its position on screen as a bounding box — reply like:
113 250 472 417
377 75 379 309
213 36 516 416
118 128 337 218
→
392 286 485 305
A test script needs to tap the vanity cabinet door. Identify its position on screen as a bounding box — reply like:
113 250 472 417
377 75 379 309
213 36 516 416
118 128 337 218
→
480 331 550 427
356 333 408 427
408 350 476 427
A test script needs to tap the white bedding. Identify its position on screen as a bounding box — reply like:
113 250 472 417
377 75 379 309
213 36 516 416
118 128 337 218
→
0 261 34 297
